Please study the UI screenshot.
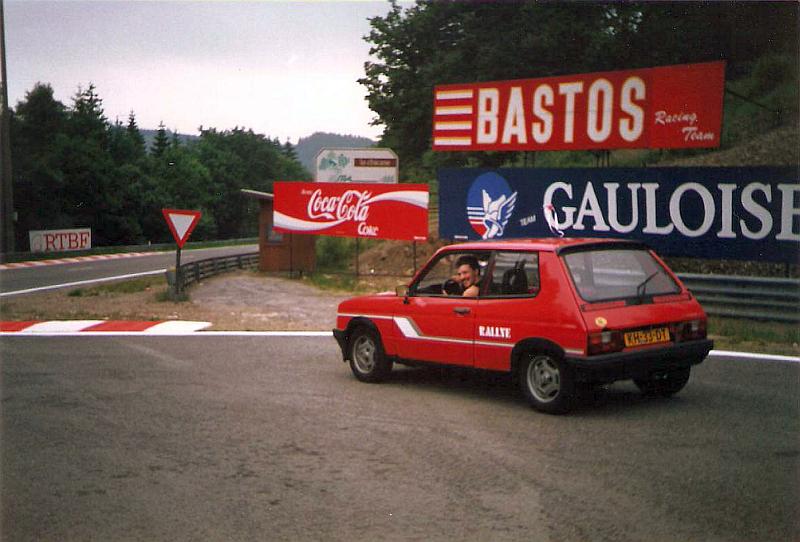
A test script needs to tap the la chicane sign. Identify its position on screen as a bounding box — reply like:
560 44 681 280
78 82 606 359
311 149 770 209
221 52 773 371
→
273 181 429 241
432 61 725 152
438 167 800 264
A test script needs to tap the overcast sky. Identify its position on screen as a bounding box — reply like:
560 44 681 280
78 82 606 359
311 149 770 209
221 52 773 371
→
5 0 394 142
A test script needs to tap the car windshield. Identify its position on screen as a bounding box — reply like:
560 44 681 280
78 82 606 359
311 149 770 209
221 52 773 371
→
562 248 680 303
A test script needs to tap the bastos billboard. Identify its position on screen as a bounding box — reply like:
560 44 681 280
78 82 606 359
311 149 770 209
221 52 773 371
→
432 61 725 152
438 167 799 263
274 181 429 241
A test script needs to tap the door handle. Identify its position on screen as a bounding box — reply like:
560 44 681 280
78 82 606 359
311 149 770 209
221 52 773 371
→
453 307 471 315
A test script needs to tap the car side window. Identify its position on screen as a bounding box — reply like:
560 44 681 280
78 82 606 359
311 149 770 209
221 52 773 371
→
486 251 540 297
411 252 490 297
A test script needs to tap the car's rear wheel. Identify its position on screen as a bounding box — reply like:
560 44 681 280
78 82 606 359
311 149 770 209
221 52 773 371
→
519 352 574 414
634 367 691 397
348 327 392 383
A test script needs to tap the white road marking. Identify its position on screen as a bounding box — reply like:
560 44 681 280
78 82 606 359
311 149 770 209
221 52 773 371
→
143 321 212 333
710 350 799 364
20 320 105 333
0 269 166 297
2 330 334 337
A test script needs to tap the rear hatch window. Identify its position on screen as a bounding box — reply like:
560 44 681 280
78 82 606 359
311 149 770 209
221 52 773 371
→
562 248 680 303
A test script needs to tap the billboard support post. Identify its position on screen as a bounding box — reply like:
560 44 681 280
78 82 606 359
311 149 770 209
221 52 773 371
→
355 237 360 277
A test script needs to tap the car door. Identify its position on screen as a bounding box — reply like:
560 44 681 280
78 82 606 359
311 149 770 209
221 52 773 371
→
473 251 542 371
394 251 488 366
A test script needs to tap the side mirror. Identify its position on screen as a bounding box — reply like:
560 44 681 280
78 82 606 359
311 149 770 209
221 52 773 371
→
395 284 409 297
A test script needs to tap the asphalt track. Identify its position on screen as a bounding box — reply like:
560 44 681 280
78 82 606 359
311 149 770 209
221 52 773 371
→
2 335 798 541
0 244 258 296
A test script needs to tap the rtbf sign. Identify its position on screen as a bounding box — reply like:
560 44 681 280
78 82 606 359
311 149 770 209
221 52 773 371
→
29 228 91 253
432 61 725 152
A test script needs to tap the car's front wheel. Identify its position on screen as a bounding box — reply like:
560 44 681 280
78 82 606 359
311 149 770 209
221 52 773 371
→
519 352 574 414
348 327 392 383
634 367 691 397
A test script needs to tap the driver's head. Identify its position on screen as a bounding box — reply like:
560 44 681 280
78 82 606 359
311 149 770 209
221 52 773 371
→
455 255 480 288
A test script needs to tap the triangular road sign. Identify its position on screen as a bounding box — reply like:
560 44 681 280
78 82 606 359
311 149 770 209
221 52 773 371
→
162 208 202 248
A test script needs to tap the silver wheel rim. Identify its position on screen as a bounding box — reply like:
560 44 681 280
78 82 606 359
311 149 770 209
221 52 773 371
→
526 356 560 403
352 335 376 374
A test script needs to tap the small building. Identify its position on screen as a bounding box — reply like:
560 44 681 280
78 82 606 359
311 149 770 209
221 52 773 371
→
241 189 316 273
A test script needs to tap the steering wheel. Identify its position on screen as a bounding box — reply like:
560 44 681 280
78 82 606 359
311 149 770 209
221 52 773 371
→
442 278 462 295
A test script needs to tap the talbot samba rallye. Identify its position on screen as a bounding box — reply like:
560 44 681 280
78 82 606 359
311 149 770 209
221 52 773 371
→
333 238 713 414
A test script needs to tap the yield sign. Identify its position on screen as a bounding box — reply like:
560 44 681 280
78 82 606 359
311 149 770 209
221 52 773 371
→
162 208 202 248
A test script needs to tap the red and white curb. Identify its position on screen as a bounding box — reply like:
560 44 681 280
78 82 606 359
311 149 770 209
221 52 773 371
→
1 320 211 335
0 252 157 270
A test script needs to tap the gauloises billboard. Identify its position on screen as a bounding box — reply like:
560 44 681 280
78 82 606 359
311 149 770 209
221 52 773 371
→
432 61 725 152
438 167 800 264
273 181 429 241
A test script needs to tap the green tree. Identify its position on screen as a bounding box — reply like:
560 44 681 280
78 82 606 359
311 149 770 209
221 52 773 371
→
152 121 170 157
360 2 799 175
9 83 70 248
282 140 298 162
195 127 310 238
126 111 146 157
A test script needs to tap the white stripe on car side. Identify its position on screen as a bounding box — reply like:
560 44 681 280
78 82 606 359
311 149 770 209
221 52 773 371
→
338 313 516 348
337 313 394 320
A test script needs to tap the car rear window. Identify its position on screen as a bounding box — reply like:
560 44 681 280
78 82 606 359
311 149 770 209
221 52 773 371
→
562 248 680 302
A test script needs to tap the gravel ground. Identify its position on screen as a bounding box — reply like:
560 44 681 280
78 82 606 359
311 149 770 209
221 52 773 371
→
191 273 349 330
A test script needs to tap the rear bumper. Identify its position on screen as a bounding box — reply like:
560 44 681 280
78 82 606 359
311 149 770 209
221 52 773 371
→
565 339 713 383
333 328 348 361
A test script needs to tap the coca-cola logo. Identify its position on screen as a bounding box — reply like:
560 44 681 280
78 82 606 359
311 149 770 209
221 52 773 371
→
307 189 371 223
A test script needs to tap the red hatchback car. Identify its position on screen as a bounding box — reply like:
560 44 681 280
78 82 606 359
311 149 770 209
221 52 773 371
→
333 238 713 413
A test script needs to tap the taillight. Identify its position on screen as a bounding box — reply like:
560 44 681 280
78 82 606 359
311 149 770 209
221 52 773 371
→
671 319 707 342
588 330 624 355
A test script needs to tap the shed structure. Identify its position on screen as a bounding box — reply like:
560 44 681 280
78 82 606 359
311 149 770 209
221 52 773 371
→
241 189 316 273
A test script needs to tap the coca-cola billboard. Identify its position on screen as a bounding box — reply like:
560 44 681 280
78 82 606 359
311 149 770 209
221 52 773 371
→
273 182 429 241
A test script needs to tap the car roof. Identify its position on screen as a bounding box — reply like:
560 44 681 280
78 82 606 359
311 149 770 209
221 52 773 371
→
439 237 647 253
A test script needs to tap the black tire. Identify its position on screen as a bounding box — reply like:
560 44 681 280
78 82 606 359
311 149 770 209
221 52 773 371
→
348 326 392 383
518 352 574 414
634 367 691 397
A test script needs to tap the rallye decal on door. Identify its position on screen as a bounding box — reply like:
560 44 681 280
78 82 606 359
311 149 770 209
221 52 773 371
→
394 316 514 349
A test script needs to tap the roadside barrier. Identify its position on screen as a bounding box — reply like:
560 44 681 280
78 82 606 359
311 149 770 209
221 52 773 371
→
170 252 798 323
677 273 800 323
168 252 260 289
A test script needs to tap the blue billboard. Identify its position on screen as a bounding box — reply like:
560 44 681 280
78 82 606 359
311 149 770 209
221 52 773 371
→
438 167 800 263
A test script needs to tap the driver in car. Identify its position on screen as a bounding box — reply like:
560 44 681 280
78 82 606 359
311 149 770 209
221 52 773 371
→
444 255 482 297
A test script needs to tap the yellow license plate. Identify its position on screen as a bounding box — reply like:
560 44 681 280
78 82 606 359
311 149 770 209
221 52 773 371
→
624 327 670 347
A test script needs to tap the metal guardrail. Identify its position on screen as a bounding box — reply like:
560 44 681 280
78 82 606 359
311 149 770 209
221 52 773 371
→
168 252 260 290
677 273 800 323
169 252 798 323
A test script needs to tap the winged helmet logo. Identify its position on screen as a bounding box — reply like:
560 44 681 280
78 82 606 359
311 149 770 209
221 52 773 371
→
481 189 517 239
466 172 518 239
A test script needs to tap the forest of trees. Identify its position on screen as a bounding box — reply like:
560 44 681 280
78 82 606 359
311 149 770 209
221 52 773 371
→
360 2 799 175
9 83 310 250
10 2 798 251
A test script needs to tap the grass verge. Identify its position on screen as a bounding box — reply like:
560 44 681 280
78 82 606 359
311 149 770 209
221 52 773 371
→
708 316 799 357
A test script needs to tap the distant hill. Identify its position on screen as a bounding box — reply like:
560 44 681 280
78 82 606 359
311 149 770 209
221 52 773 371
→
295 132 376 175
140 129 199 151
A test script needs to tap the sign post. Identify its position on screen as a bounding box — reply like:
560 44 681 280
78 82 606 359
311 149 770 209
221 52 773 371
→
162 208 202 296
